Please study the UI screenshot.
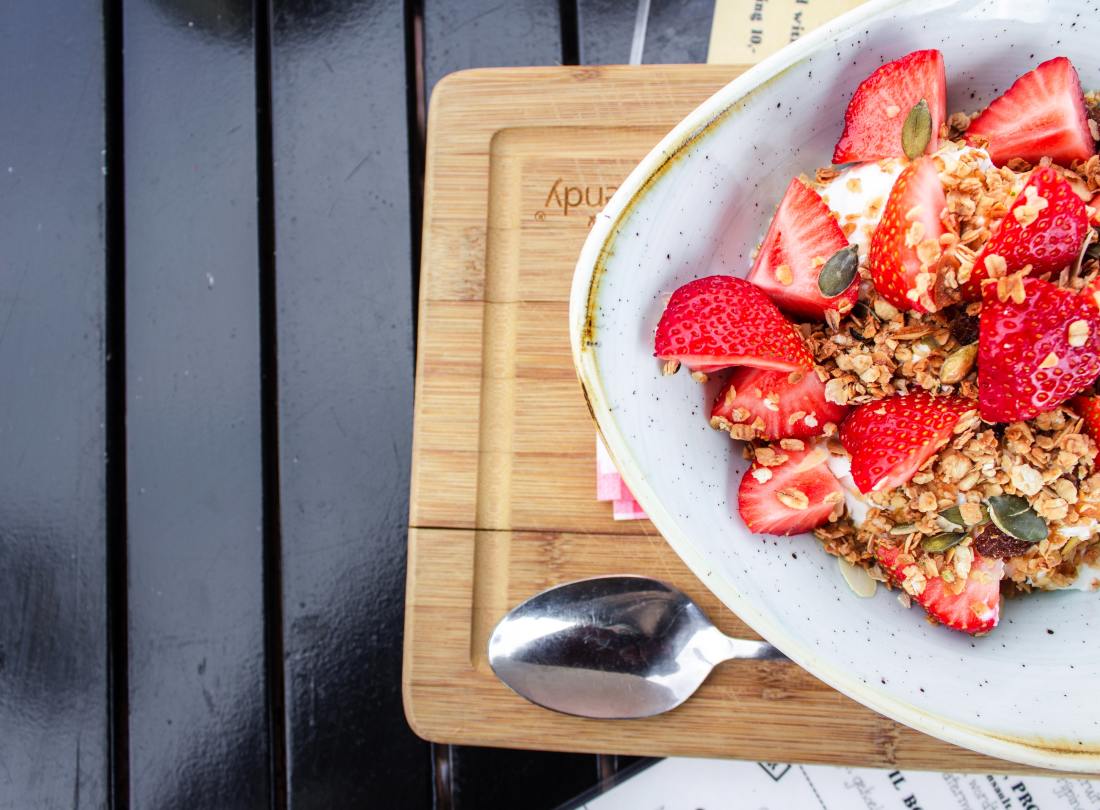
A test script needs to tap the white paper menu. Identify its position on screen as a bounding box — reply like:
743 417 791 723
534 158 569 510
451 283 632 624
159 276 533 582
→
573 757 1100 809
708 0 867 65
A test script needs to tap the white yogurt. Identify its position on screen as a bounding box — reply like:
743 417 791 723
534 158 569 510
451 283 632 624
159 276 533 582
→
933 142 996 174
816 145 997 257
818 160 904 256
1054 521 1098 541
825 452 872 527
1029 563 1100 592
1028 521 1100 592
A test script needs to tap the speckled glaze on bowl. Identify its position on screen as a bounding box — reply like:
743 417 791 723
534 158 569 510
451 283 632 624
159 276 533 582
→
570 0 1100 772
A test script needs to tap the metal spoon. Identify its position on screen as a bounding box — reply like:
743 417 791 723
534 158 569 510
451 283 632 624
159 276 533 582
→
488 575 785 719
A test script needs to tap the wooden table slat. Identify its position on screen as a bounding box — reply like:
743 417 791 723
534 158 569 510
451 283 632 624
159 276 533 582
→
123 2 272 806
0 3 111 806
424 0 567 102
576 0 717 65
270 1 431 806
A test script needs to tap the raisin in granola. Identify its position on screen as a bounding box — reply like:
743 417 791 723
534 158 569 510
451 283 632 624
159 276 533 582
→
972 523 1034 559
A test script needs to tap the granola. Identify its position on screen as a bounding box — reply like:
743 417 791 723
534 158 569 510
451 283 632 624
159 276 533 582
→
655 51 1100 634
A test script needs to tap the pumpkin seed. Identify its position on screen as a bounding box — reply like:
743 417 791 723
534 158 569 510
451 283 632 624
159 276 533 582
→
921 531 966 553
889 523 918 535
938 503 988 530
937 506 965 529
987 494 1048 543
939 343 977 384
902 99 933 160
817 245 860 298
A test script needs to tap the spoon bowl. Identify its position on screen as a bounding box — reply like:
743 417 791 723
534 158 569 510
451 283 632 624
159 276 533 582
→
488 576 783 719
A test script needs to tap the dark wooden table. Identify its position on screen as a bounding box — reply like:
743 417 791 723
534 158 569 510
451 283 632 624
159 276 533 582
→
1 1 713 807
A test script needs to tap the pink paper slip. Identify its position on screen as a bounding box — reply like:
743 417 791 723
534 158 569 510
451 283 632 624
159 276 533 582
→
595 436 648 521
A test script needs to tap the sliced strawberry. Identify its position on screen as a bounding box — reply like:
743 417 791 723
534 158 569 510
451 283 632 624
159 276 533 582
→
877 545 1004 635
737 444 843 536
868 156 947 312
654 275 813 373
1084 276 1100 310
967 57 1095 167
746 178 856 320
960 167 1088 300
833 50 946 164
1089 192 1100 226
839 391 975 494
1071 395 1100 465
978 278 1100 422
711 366 848 440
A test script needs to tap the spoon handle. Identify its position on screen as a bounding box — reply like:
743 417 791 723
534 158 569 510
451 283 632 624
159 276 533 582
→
716 634 787 663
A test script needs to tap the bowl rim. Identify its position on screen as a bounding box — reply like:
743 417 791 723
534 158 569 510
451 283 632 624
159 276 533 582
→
568 0 1100 772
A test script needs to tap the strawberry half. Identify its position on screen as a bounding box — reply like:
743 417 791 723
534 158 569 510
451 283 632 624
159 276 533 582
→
978 278 1100 422
868 156 947 312
654 275 813 373
833 50 946 164
737 444 843 536
967 57 1095 167
877 545 1004 635
1071 395 1100 465
839 391 975 494
712 366 848 441
960 166 1088 300
746 178 856 320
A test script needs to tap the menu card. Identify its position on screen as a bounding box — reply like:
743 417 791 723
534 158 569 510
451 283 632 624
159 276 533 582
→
707 0 868 64
572 757 1100 809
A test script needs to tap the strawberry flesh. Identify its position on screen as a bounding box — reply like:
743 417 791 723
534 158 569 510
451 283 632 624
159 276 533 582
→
877 545 1004 635
960 166 1088 300
747 178 856 320
839 391 975 494
737 444 843 536
654 275 814 373
711 366 848 441
978 278 1100 422
868 156 947 312
833 50 946 164
967 57 1095 167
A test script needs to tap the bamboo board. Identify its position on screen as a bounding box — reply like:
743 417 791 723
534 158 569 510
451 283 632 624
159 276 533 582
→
404 65 1025 771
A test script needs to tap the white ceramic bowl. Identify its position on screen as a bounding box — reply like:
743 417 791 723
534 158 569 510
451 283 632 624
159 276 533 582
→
570 0 1100 772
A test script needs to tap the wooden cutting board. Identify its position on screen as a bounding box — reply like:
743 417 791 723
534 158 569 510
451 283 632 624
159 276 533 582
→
404 65 1021 770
